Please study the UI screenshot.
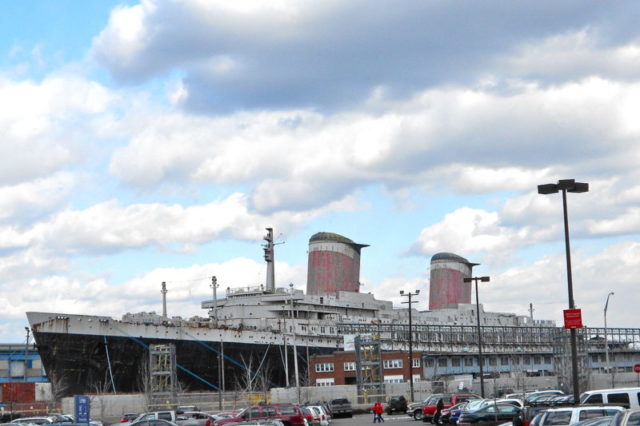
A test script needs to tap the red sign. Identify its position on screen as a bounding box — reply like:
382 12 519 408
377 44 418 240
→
563 309 583 329
634 364 640 373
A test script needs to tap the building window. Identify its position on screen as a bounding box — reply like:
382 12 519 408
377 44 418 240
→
316 378 335 386
533 356 541 365
544 356 552 364
524 356 530 364
344 362 356 371
465 357 473 367
384 375 404 383
315 362 334 373
426 358 434 367
501 356 509 366
383 359 403 369
489 357 497 366
412 358 421 368
451 358 461 367
438 358 447 367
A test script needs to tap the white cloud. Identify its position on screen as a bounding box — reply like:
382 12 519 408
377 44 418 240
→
414 207 534 264
0 173 75 224
108 77 640 220
503 30 640 82
0 75 117 185
483 241 640 329
5 257 306 323
0 192 359 257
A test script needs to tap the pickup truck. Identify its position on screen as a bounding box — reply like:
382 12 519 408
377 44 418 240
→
328 398 353 418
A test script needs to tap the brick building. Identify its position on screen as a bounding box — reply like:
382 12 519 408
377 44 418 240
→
309 351 423 386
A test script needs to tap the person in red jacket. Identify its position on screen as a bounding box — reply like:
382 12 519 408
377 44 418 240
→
372 401 385 423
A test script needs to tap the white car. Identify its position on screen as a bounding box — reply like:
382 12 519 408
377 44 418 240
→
538 406 624 425
307 406 330 426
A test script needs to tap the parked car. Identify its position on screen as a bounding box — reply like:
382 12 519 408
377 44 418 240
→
457 402 521 424
496 399 524 408
536 406 625 426
573 416 616 426
408 402 426 420
440 402 467 424
328 398 352 418
387 396 408 415
180 412 217 426
133 411 183 424
214 404 304 426
122 414 140 423
609 408 640 426
580 387 640 409
525 391 564 405
13 418 56 425
47 414 74 423
131 420 179 426
300 407 315 426
421 393 481 422
306 406 329 426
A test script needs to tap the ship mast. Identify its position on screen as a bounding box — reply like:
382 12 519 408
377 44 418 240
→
264 228 275 292
161 281 168 318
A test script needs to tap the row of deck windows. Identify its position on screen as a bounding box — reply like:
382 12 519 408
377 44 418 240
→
424 355 553 368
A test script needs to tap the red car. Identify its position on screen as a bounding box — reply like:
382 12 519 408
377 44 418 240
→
421 393 480 422
214 404 304 426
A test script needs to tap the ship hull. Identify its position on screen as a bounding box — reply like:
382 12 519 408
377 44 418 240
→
28 312 336 396
34 331 334 396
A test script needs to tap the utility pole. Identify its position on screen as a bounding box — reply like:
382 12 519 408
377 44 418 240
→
290 283 301 404
283 304 289 388
23 327 30 382
400 290 420 402
464 276 490 398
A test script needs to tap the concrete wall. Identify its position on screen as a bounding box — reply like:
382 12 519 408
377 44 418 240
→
61 394 147 422
271 376 561 407
589 372 640 390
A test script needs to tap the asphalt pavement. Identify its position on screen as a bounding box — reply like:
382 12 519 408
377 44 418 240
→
333 413 417 426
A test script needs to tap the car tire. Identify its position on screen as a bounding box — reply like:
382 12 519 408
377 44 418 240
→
414 411 423 421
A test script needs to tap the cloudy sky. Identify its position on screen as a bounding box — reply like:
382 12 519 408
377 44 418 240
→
2 0 639 342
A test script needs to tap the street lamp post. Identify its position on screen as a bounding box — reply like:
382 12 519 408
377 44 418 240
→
604 291 615 388
464 276 490 398
400 290 420 402
538 179 588 403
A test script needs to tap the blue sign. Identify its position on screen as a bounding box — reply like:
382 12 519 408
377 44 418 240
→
74 395 90 424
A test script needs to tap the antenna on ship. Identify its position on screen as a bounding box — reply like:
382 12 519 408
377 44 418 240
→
161 281 168 318
211 276 219 327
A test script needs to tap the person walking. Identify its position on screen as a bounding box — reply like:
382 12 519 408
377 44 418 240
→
373 401 385 423
433 398 444 425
